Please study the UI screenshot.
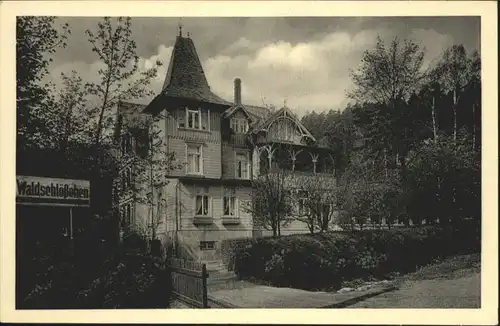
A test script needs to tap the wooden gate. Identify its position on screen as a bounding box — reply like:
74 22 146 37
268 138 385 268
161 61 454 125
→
168 258 209 308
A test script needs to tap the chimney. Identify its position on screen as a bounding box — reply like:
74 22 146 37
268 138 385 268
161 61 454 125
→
234 78 242 105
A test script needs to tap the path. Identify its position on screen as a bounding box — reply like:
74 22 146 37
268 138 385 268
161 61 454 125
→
208 282 396 308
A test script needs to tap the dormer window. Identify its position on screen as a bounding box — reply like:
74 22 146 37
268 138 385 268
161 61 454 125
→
231 118 248 133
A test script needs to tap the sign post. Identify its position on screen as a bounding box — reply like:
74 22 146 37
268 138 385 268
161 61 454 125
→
16 175 91 249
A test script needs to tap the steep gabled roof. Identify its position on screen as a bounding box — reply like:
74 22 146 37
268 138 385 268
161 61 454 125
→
245 104 270 120
222 105 253 120
159 35 231 107
250 106 316 142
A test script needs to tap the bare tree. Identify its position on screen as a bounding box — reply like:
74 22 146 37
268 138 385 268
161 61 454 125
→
294 174 338 234
243 166 295 238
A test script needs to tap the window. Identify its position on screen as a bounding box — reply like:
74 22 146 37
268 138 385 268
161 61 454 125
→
121 133 132 156
231 118 248 133
200 241 216 250
223 188 238 216
187 109 200 129
195 195 210 216
187 144 202 174
178 108 185 128
235 153 249 179
179 107 209 131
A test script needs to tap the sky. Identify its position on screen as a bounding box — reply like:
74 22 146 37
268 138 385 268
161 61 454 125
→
47 16 480 117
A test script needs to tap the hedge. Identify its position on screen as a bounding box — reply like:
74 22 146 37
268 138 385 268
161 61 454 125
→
229 223 480 291
19 237 173 309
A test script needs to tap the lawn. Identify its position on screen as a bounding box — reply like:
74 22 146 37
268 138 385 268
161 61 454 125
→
349 253 481 308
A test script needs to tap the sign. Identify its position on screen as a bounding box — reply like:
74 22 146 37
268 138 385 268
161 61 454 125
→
16 175 90 207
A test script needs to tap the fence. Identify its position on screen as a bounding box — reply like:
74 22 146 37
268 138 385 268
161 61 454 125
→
168 258 209 308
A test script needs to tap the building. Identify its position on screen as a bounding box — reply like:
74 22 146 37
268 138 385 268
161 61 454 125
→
114 28 336 261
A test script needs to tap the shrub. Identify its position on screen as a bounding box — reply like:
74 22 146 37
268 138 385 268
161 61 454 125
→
20 243 172 309
219 237 257 271
232 226 480 291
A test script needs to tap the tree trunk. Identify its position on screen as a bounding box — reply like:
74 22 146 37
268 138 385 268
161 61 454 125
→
272 219 278 238
383 149 388 179
431 96 438 142
472 103 476 151
453 89 457 141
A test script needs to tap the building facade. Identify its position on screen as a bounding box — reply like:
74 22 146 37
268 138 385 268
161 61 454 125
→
114 30 337 261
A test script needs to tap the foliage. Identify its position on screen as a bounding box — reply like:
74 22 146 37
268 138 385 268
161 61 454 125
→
300 38 481 231
218 237 255 271
48 71 98 151
431 45 480 140
19 236 172 309
300 108 360 176
123 111 183 242
85 17 162 147
232 226 480 291
16 16 71 149
348 36 426 105
405 134 481 225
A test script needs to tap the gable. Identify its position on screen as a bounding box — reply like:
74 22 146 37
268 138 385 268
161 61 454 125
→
223 105 253 121
251 106 316 143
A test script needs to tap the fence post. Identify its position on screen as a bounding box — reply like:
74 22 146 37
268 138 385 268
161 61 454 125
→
202 263 208 308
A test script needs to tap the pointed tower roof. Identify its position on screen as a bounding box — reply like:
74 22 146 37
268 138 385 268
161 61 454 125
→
156 34 231 107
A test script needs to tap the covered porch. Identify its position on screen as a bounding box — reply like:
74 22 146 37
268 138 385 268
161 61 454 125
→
252 142 335 177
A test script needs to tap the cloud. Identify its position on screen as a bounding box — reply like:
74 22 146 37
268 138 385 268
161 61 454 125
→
46 44 173 106
46 25 458 117
410 28 455 70
204 29 386 116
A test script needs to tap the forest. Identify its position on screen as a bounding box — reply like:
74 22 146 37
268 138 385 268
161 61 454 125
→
299 37 481 229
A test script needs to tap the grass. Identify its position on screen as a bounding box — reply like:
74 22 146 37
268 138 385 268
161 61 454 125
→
349 253 481 308
405 253 480 281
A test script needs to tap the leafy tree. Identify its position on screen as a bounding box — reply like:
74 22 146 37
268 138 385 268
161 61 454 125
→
432 45 478 141
48 71 97 152
85 17 162 148
348 37 428 173
16 16 70 149
125 112 183 243
405 133 480 225
348 36 426 105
